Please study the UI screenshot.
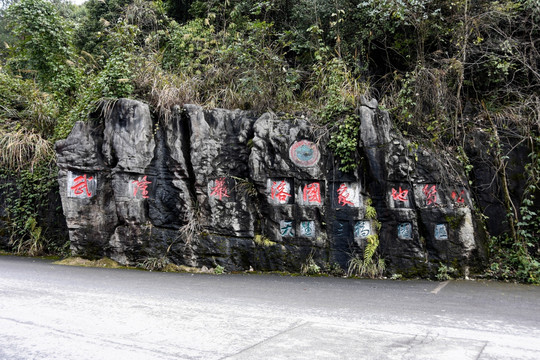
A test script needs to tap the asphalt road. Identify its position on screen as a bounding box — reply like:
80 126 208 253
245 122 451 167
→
0 256 539 360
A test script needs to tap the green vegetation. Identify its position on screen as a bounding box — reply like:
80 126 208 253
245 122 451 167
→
347 200 385 279
0 165 67 256
138 256 170 271
347 234 386 278
436 262 457 281
0 0 538 282
323 261 345 277
254 234 276 247
300 250 321 275
213 264 225 275
365 198 378 220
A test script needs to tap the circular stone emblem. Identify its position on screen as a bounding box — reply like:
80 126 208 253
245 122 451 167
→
289 140 320 167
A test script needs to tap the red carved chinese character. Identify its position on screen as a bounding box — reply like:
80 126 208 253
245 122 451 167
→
337 183 354 206
423 184 437 206
303 183 321 204
132 176 151 199
271 180 291 203
71 174 94 197
210 177 230 201
452 190 465 204
391 187 409 202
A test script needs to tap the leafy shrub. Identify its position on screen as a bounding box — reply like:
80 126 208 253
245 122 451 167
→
0 164 67 256
323 262 345 277
214 264 225 275
162 17 298 112
0 71 58 137
487 235 540 284
310 56 367 172
436 263 457 281
5 0 81 97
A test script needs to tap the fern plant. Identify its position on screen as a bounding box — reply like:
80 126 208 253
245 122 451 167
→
365 198 377 219
364 234 379 263
347 234 385 278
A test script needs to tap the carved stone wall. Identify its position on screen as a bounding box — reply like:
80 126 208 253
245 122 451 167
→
55 98 488 275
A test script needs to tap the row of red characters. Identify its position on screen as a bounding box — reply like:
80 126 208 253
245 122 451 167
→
268 180 357 207
391 185 466 205
71 175 361 208
211 178 358 207
69 175 151 199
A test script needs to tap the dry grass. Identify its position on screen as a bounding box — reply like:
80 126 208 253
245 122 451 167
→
132 54 200 124
162 263 213 273
124 0 158 33
381 65 458 132
54 256 214 273
0 127 53 170
178 207 201 245
54 257 124 268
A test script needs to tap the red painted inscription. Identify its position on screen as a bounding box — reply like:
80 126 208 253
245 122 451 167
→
303 183 321 204
271 180 291 202
132 176 151 199
71 174 94 197
423 184 437 206
391 187 409 202
210 177 230 201
337 183 354 206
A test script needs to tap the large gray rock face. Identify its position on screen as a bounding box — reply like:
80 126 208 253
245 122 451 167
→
186 104 257 238
56 100 187 262
249 114 333 270
359 103 487 275
56 98 488 276
102 100 155 172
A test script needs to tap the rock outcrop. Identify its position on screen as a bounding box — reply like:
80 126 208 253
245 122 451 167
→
55 98 488 275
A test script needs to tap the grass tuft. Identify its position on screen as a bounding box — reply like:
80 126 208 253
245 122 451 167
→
0 128 53 171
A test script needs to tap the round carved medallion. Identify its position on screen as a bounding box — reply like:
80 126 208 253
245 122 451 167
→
289 140 320 167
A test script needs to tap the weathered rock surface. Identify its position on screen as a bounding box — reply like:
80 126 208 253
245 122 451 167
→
186 104 257 238
464 129 530 237
55 98 488 276
359 103 487 275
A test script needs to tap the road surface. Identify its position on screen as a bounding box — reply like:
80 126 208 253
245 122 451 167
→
0 255 539 359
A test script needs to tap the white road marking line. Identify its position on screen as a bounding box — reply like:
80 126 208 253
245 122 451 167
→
431 280 450 294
